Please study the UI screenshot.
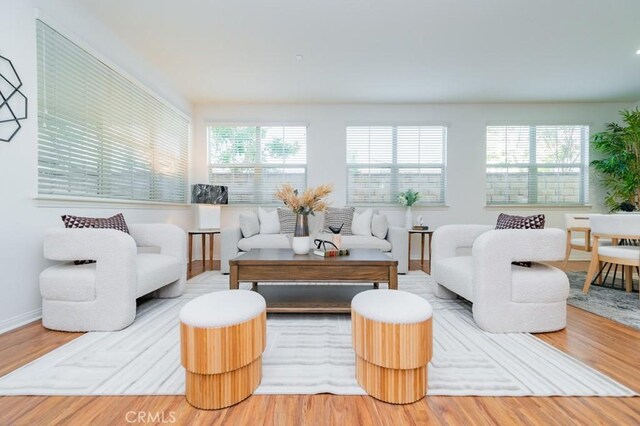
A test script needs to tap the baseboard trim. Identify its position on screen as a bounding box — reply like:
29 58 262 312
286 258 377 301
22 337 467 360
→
0 308 42 335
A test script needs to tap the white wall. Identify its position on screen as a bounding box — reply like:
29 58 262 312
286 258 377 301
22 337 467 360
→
193 101 635 257
0 0 194 333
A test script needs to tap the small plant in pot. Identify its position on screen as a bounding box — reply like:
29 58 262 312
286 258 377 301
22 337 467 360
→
591 107 640 212
398 189 421 229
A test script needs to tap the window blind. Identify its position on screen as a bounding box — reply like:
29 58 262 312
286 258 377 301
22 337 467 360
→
37 20 190 204
208 125 307 204
346 126 447 205
486 125 589 205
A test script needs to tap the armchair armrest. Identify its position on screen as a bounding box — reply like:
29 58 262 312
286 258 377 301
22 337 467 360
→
472 228 566 264
386 225 409 273
44 228 137 262
221 227 243 274
43 228 138 301
432 224 493 264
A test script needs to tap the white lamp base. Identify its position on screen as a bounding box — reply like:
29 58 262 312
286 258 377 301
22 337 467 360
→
195 205 221 230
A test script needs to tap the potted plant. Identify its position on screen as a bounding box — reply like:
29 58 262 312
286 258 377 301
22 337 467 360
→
398 189 421 229
591 107 640 212
275 183 333 254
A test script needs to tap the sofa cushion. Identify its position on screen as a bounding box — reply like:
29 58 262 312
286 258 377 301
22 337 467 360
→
339 235 392 251
432 256 474 301
258 207 280 234
371 214 389 239
277 208 297 234
40 263 97 302
323 207 355 235
511 264 569 303
136 253 182 298
61 213 130 264
238 234 291 251
239 211 260 238
352 209 373 236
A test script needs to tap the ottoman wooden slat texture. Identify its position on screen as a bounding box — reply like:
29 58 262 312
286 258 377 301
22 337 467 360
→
180 290 266 410
351 289 433 404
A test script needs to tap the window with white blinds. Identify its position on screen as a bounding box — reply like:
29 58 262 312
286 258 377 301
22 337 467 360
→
207 125 307 204
346 126 447 205
36 20 190 204
486 125 589 205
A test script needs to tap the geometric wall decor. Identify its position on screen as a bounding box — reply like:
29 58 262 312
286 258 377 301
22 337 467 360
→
0 55 28 142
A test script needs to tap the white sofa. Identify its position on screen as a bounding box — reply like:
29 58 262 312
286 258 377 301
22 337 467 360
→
40 224 186 332
221 212 408 274
431 225 569 333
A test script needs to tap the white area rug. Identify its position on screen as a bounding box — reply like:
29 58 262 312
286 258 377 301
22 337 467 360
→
0 271 635 397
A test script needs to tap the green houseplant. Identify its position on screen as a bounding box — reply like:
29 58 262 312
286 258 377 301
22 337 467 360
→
398 189 421 229
591 107 640 212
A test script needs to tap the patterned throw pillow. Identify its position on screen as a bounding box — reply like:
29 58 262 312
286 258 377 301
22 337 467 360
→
277 208 297 234
495 213 545 267
323 207 355 235
61 213 130 264
495 213 545 230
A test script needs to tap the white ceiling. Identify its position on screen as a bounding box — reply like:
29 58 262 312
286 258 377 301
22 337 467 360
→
73 0 640 104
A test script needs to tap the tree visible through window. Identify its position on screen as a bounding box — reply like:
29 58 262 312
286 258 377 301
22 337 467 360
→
486 125 589 205
208 125 307 204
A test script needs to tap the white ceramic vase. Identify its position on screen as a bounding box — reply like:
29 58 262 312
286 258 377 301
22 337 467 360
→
405 206 413 229
292 236 310 255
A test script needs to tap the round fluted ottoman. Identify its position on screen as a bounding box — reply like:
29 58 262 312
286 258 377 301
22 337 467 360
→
351 290 433 404
179 290 266 410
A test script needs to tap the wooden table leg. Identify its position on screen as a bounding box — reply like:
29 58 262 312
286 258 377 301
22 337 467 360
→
427 233 432 274
230 265 239 289
188 234 193 273
209 233 214 270
420 233 425 267
624 265 633 293
389 265 398 290
201 234 206 272
408 233 412 271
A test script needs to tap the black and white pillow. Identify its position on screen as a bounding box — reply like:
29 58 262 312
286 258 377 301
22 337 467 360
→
495 213 545 267
61 213 130 264
277 208 297 234
495 213 545 230
323 207 355 235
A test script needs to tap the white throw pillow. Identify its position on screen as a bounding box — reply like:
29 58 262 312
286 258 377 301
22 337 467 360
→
371 214 389 239
352 209 373 236
258 207 280 234
239 211 260 238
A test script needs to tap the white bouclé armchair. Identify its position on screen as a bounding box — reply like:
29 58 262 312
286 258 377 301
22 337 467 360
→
39 224 186 332
431 225 569 333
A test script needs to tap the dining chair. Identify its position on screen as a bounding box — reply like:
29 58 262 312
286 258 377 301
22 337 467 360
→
583 215 640 298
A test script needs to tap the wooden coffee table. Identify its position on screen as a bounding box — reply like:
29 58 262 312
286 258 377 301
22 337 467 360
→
228 249 398 313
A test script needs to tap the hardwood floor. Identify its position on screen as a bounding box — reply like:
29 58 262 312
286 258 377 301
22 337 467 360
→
0 260 638 425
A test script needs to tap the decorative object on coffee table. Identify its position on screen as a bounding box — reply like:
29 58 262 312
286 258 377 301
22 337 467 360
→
0 55 28 143
275 183 333 255
329 223 344 249
398 189 420 229
352 289 433 404
191 184 228 230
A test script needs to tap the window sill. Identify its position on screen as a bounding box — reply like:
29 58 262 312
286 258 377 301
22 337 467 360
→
34 195 190 210
485 204 593 210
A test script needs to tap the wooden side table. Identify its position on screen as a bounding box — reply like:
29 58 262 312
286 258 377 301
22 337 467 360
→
188 230 221 272
408 229 434 273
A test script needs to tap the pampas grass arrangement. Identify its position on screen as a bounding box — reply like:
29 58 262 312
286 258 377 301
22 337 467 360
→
275 183 333 216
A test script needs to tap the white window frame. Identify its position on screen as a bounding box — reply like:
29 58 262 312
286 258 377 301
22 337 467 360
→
485 124 590 206
346 125 448 206
206 123 308 205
